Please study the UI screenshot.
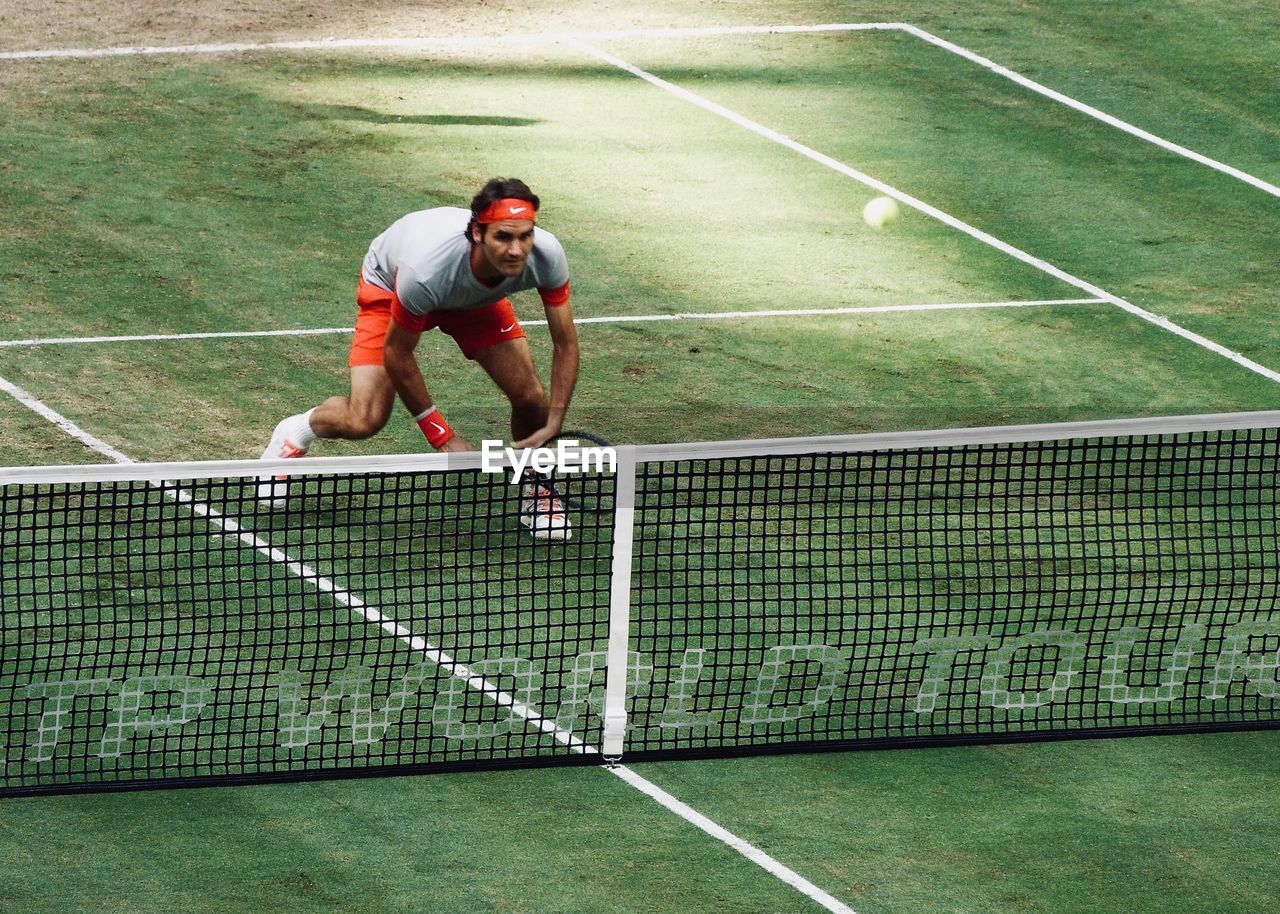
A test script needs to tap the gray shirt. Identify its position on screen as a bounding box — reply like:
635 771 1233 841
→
361 207 570 314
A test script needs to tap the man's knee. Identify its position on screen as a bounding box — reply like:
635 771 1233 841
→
507 382 547 414
342 366 395 439
344 400 392 439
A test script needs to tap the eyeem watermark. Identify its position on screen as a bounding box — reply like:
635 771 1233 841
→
481 438 617 483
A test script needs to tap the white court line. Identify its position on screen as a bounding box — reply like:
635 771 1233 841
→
0 327 357 348
612 764 856 914
2 21 1274 202
0 374 857 914
0 299 1104 349
0 375 132 461
895 24 1280 201
0 23 898 59
566 37 1280 387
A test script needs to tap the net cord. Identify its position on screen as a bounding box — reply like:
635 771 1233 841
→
3 409 1278 486
633 409 1280 464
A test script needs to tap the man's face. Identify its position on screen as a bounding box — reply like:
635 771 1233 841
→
475 219 535 277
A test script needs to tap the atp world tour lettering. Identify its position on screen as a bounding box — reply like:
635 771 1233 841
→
8 618 1279 763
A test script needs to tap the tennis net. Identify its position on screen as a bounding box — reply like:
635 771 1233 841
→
2 411 1278 796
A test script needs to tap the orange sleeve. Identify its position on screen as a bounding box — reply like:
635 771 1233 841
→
538 280 571 307
390 295 431 332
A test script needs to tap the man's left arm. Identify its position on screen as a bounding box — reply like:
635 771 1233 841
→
512 297 579 449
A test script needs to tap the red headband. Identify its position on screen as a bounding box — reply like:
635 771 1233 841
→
476 198 537 224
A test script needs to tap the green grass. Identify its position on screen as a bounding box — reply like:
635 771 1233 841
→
1 766 837 914
602 28 1280 357
2 31 1278 464
635 731 1280 914
2 1 1280 912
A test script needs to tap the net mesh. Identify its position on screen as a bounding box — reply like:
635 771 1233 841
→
1 469 615 794
627 428 1280 758
2 418 1279 796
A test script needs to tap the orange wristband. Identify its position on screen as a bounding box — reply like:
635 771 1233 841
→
414 407 455 449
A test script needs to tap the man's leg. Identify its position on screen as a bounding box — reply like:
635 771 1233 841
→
257 366 397 506
471 339 569 541
262 283 401 462
471 338 549 441
262 364 396 458
309 365 397 440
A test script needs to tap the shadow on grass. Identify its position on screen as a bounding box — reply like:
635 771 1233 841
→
293 102 543 127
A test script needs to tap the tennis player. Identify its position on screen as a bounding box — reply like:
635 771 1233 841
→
258 178 578 540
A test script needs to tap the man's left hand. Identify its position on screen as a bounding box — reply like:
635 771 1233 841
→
511 421 562 450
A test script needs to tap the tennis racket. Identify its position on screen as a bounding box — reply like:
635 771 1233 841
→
542 430 615 514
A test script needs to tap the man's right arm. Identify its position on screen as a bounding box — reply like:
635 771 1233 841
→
383 321 472 451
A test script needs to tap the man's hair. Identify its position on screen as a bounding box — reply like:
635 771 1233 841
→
465 178 540 241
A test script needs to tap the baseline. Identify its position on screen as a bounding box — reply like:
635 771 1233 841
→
2 22 1273 200
0 23 897 59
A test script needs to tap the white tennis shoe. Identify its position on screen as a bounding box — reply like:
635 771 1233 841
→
257 415 311 508
520 479 572 541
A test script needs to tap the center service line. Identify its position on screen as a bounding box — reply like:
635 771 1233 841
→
0 372 857 914
565 37 1280 387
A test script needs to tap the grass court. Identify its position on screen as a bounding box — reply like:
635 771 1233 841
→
1 2 1279 912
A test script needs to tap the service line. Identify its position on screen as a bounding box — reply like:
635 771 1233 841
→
0 298 1104 349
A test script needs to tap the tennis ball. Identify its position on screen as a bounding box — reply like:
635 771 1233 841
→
862 196 900 228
